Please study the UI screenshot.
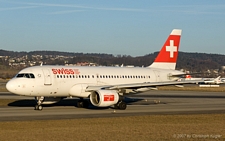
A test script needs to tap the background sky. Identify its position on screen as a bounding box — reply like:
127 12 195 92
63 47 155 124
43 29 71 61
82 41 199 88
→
0 0 225 56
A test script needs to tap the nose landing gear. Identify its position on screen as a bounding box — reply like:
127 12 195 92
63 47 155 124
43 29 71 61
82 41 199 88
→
34 96 44 111
35 104 43 110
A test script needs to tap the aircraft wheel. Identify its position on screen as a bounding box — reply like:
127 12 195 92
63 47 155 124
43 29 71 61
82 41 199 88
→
77 100 89 108
77 101 84 108
118 102 127 110
38 105 43 111
34 105 43 111
83 100 89 108
114 104 119 109
34 105 39 110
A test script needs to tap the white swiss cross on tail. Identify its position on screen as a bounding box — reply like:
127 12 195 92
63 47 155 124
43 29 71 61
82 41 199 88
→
166 40 177 58
149 29 182 70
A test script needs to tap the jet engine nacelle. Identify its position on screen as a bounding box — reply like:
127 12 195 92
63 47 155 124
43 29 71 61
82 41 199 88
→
35 97 63 104
90 90 119 107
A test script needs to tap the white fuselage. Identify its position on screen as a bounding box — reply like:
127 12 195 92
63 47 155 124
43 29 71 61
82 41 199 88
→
5 29 184 110
6 65 183 97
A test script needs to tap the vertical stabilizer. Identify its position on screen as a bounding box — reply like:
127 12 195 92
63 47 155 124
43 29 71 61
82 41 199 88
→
149 29 182 70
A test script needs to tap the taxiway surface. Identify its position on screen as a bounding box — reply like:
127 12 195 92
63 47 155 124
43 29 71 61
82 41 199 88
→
0 91 225 121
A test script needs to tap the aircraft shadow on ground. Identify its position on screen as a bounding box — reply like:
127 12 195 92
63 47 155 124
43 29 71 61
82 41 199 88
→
7 97 145 110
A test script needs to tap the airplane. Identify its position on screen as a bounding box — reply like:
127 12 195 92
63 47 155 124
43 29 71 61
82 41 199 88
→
6 29 200 111
183 75 223 84
203 76 223 84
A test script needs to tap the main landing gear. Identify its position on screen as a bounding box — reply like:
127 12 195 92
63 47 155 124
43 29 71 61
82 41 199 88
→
114 95 127 110
114 101 127 110
77 98 89 108
34 96 44 111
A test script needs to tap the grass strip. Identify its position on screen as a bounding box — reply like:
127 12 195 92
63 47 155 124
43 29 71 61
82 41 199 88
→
0 114 224 141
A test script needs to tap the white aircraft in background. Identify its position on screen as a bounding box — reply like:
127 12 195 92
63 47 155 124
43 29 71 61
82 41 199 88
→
184 75 223 84
203 76 223 84
6 29 199 111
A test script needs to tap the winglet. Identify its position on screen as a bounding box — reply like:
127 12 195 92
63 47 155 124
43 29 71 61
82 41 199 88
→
149 29 182 70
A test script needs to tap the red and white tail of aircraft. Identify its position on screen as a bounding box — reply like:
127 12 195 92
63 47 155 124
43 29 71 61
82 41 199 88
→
6 29 201 111
149 29 181 70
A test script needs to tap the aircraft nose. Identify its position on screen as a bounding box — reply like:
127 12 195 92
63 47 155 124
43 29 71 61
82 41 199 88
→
6 80 16 93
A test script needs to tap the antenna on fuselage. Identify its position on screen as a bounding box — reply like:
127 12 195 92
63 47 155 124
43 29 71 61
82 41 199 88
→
40 62 43 66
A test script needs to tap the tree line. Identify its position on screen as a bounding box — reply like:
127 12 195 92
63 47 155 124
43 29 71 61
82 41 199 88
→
0 49 225 78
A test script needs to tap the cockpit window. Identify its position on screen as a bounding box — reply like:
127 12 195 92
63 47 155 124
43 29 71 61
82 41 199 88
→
25 74 30 78
16 73 35 78
30 74 35 78
16 74 25 78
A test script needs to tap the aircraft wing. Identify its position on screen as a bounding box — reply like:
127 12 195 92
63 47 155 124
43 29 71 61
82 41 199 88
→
86 80 201 91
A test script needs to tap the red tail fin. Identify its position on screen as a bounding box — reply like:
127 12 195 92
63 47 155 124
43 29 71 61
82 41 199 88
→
149 29 182 70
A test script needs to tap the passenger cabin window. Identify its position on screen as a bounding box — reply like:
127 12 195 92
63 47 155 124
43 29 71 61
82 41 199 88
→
16 73 35 78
